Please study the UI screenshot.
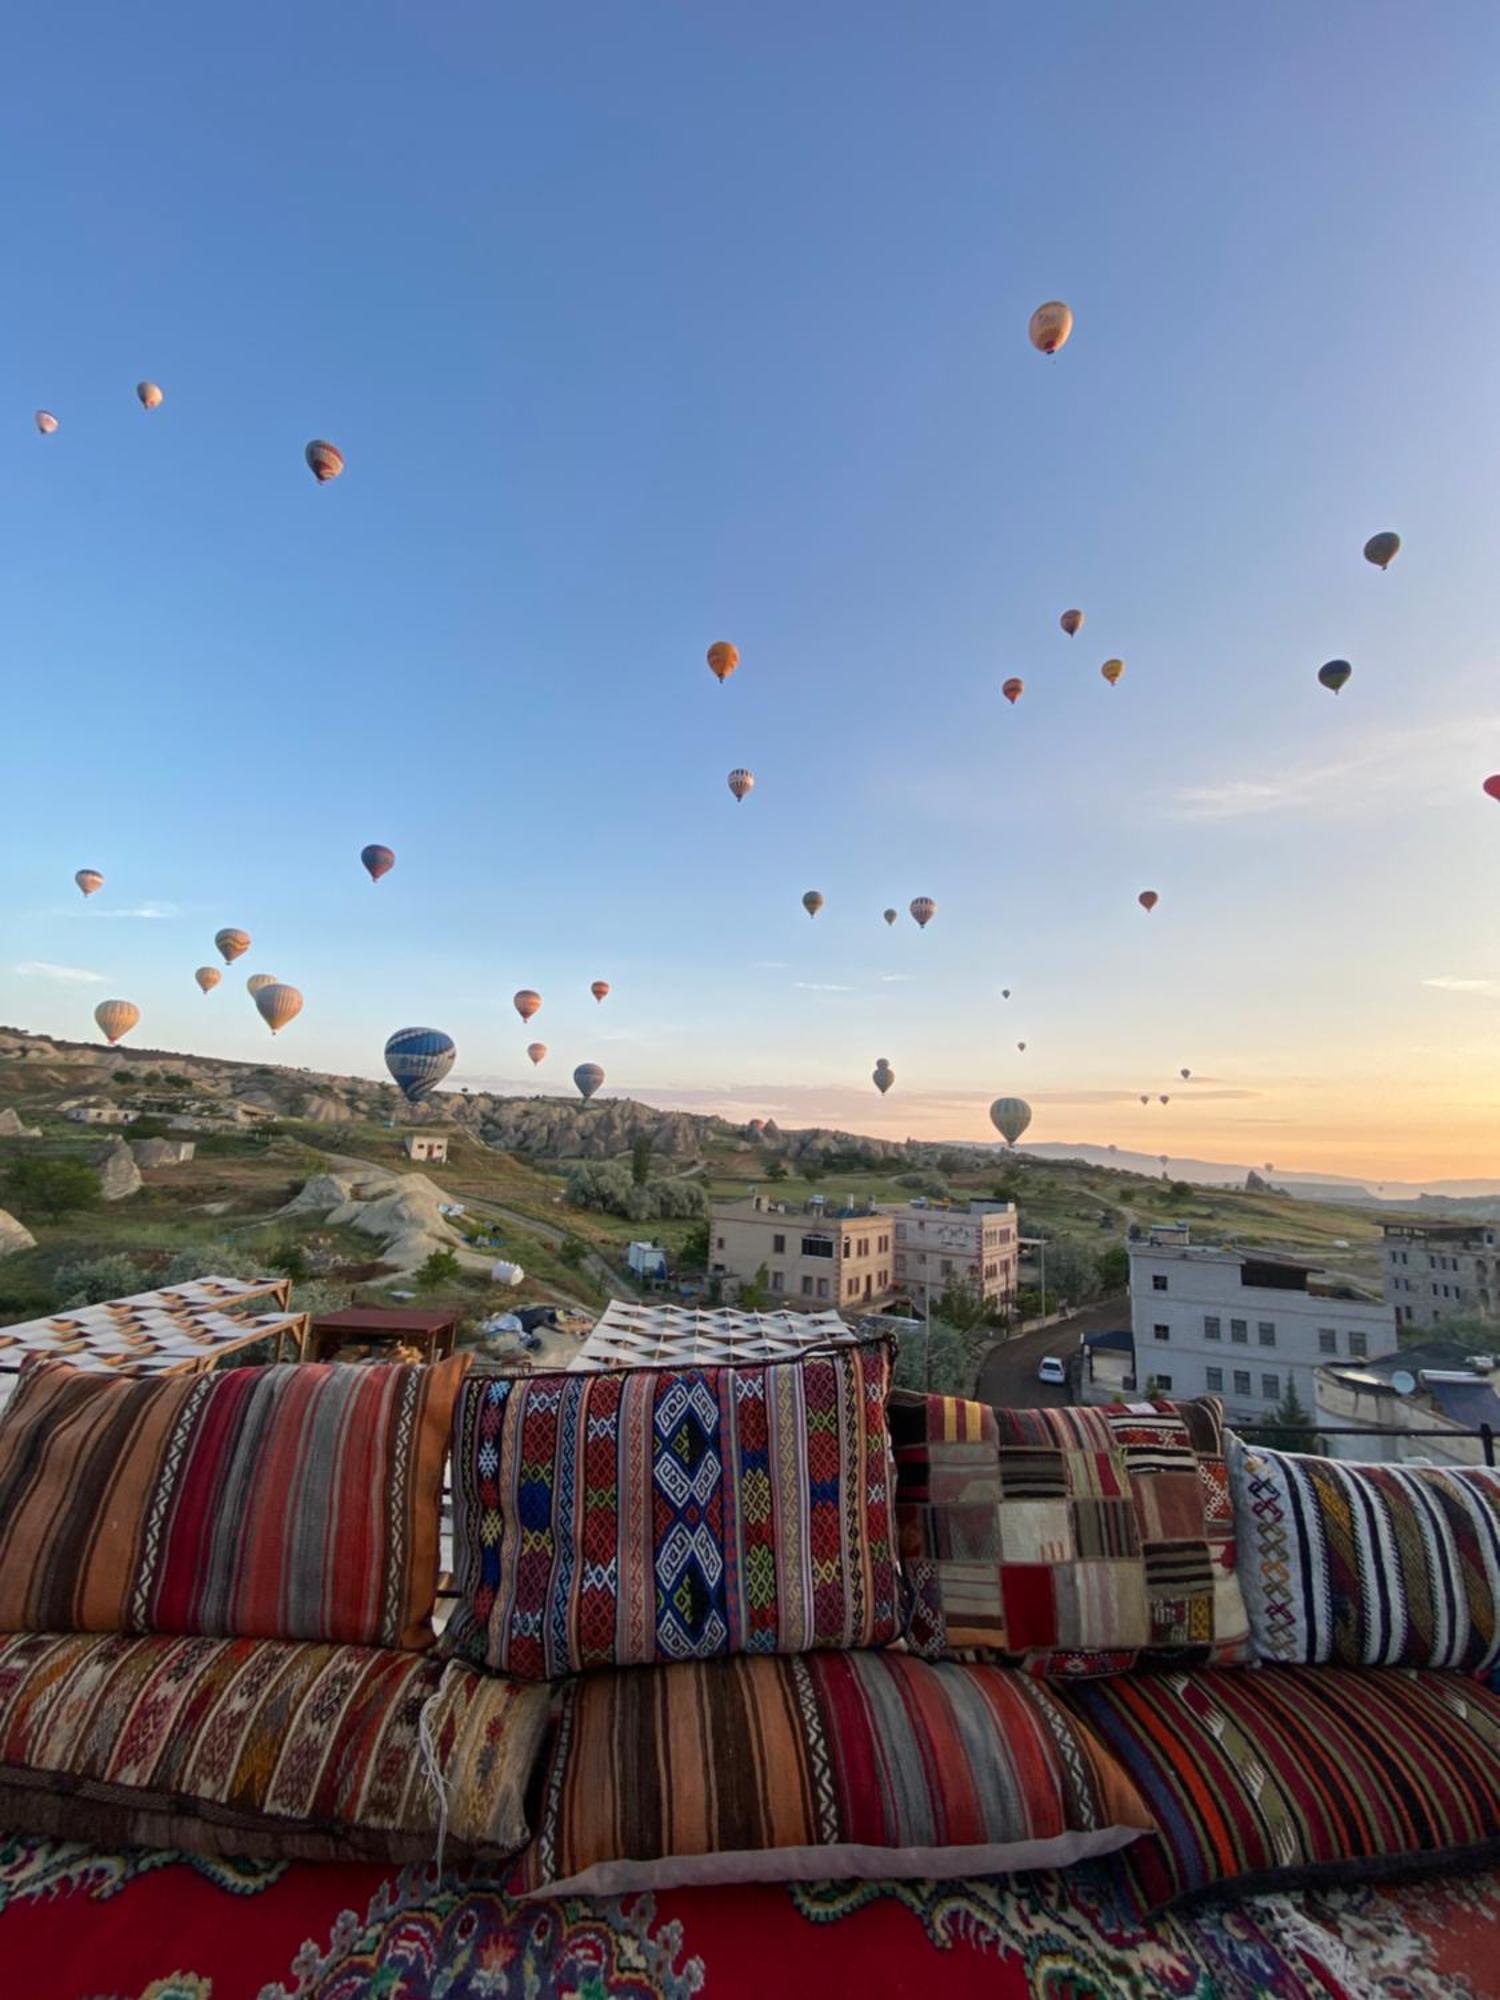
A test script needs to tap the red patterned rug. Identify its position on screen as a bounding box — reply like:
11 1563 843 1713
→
2 1835 1496 2000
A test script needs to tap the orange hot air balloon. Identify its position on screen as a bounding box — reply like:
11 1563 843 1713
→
591 981 611 1003
802 891 824 919
255 983 303 1035
35 410 58 435
1002 677 1023 705
194 966 221 994
215 928 251 963
74 869 104 898
136 381 163 411
910 896 936 929
1363 531 1401 571
707 642 739 685
727 767 754 802
1101 658 1124 686
305 440 344 483
1028 302 1073 355
514 989 542 1023
94 999 140 1045
1138 891 1159 913
1060 609 1084 637
526 1042 547 1066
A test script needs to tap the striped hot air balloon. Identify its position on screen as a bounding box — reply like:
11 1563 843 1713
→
246 973 278 996
215 928 251 964
305 440 344 483
526 1042 547 1066
591 981 611 1003
136 381 164 410
989 1096 1032 1147
514 989 542 1023
255 983 303 1035
194 967 221 994
361 844 395 882
94 999 140 1045
74 869 104 898
728 768 754 802
384 1027 456 1103
910 897 936 929
574 1063 605 1102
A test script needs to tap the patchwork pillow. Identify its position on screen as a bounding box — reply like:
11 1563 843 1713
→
443 1342 899 1678
519 1650 1153 1895
0 1630 551 1863
1230 1438 1500 1674
0 1355 470 1649
1062 1664 1500 1908
890 1391 1248 1673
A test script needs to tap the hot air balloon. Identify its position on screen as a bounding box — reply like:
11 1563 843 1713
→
215 928 250 963
246 973 277 996
1138 891 1159 913
94 999 139 1045
1363 531 1400 571
1027 302 1073 355
255 983 303 1035
1264 1163 1275 1174
1139 1095 1150 1106
74 869 103 898
574 1062 605 1102
989 1096 1032 1147
728 768 754 803
526 1042 547 1066
1482 776 1500 803
707 642 739 685
305 440 344 483
591 981 611 1003
384 1028 456 1103
1017 1041 1027 1053
1318 660 1352 695
136 381 163 411
872 1059 894 1096
1101 659 1124 687
883 908 898 926
1180 1067 1191 1080
361 843 395 882
1002 677 1024 705
35 411 57 435
1001 988 1011 999
802 891 824 919
513 990 542 1023
194 967 221 994
910 896 936 929
1159 1094 1170 1105
1159 1155 1169 1172
1060 609 1084 637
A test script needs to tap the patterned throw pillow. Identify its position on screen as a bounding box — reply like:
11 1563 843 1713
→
518 1650 1154 1895
890 1392 1248 1673
1230 1438 1500 1674
1063 1663 1500 1908
0 1355 470 1649
0 1630 551 1863
443 1342 899 1678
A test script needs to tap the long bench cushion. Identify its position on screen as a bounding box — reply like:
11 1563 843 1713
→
0 1355 469 1649
518 1650 1153 1895
1230 1438 1500 1674
890 1392 1248 1674
0 1630 551 1864
443 1342 900 1678
1061 1663 1500 1908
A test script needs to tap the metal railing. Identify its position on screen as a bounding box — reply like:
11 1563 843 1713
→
1232 1421 1495 1467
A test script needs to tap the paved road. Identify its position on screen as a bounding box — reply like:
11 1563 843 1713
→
975 1299 1130 1411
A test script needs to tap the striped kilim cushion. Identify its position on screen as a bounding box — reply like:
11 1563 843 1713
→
0 1630 551 1863
890 1392 1248 1674
443 1342 900 1678
1230 1438 1500 1673
0 1356 470 1649
1062 1664 1500 1908
519 1650 1154 1895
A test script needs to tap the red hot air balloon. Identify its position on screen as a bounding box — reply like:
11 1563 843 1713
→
591 981 610 1003
1138 891 1159 913
1484 776 1500 803
361 844 395 882
305 440 344 483
513 990 542 1023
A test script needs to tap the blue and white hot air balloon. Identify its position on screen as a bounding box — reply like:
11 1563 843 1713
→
384 1027 456 1103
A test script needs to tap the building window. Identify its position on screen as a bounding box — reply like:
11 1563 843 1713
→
1153 1324 1170 1342
1152 1274 1168 1292
1261 1373 1280 1401
1317 1328 1337 1354
1258 1322 1276 1346
1230 1319 1248 1344
800 1275 813 1296
801 1235 834 1259
1204 1315 1221 1341
770 1270 783 1293
1206 1366 1224 1392
772 1233 785 1254
816 1277 829 1300
1347 1330 1367 1358
715 1237 725 1250
1154 1373 1172 1390
1233 1370 1251 1397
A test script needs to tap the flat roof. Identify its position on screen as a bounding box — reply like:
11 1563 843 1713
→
310 1307 458 1334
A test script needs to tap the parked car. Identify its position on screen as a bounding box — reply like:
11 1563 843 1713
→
1036 1354 1067 1386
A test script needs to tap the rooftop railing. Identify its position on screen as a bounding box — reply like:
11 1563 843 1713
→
1232 1421 1495 1467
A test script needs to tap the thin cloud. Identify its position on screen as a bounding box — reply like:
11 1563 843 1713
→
1422 976 1500 998
97 900 180 921
879 973 916 984
794 981 855 993
752 960 787 971
16 960 106 984
1170 713 1500 823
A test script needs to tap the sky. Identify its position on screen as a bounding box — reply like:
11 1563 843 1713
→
2 2 1499 1181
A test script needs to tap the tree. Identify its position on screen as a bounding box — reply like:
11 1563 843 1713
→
1258 1380 1319 1454
934 1274 989 1332
630 1134 654 1188
1095 1244 1130 1295
415 1247 461 1291
802 1162 825 1184
5 1156 100 1221
738 1263 771 1310
678 1221 710 1272
765 1161 788 1182
558 1234 587 1269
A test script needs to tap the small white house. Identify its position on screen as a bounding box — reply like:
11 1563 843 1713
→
404 1134 448 1164
63 1104 138 1127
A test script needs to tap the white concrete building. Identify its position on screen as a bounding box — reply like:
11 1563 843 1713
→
888 1200 1019 1312
1381 1219 1498 1329
404 1134 448 1163
1128 1229 1397 1430
62 1103 138 1127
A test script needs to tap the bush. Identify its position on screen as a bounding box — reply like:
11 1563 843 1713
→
5 1157 100 1221
558 1235 588 1269
416 1248 461 1291
127 1117 172 1141
764 1161 788 1181
895 1170 949 1198
565 1161 707 1223
1095 1244 1129 1294
678 1221 710 1272
54 1252 151 1307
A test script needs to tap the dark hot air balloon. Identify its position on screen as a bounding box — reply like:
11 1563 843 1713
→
1017 1041 1027 1052
574 1062 605 1102
989 1096 1032 1146
872 1059 894 1095
361 844 395 882
1001 988 1011 999
1002 677 1023 705
1060 609 1084 637
1180 1067 1191 1080
591 981 610 1002
883 908 898 925
802 891 824 918
94 1000 139 1045
1138 891 1159 913
1028 302 1073 355
1318 660 1352 695
1363 531 1400 571
384 1028 455 1103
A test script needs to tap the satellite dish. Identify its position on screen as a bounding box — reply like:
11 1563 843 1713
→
1391 1369 1417 1397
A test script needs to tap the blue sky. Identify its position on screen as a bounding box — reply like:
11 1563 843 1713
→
3 2 1498 1177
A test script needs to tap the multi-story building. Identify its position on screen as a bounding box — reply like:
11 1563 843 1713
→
888 1199 1019 1313
710 1194 895 1311
1128 1227 1397 1429
1381 1220 1497 1329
